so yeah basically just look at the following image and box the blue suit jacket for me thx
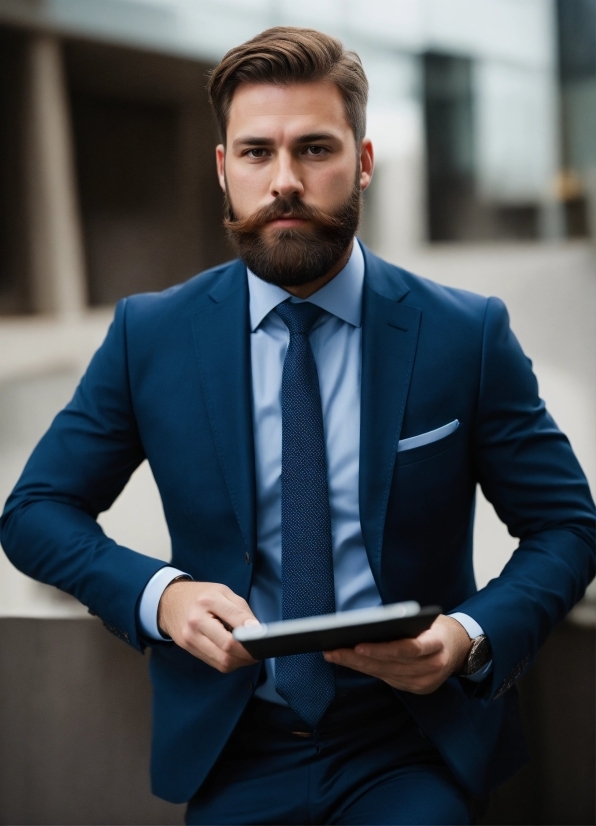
[2,245,594,802]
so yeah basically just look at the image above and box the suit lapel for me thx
[192,261,256,555]
[359,249,421,597]
[189,249,420,590]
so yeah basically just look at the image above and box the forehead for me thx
[226,80,351,139]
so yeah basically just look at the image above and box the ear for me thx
[216,144,226,193]
[359,138,374,191]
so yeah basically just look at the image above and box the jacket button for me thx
[248,681,254,691]
[245,552,251,564]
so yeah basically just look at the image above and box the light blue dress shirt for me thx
[138,240,491,698]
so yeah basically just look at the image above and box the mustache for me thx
[223,183,362,288]
[223,195,345,235]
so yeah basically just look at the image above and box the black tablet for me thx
[233,602,441,660]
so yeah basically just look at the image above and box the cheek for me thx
[226,166,269,211]
[306,163,355,203]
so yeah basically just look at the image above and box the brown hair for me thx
[207,27,368,145]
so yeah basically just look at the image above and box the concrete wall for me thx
[0,614,593,825]
[0,618,185,825]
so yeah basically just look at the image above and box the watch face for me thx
[467,635,491,675]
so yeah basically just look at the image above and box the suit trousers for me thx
[186,676,473,825]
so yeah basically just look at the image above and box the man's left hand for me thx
[323,615,472,694]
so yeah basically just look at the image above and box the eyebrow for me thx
[232,132,339,150]
[295,132,338,144]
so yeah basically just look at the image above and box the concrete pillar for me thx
[23,34,87,316]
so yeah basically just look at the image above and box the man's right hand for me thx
[157,581,259,672]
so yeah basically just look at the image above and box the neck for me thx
[282,240,354,299]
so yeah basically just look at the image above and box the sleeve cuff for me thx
[138,567,192,641]
[448,612,485,639]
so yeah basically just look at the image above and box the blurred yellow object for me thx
[554,168,585,201]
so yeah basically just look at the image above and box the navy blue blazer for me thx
[2,245,594,802]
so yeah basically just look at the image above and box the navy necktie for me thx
[274,300,336,728]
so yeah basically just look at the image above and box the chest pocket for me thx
[396,419,460,467]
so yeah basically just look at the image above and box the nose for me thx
[270,151,304,200]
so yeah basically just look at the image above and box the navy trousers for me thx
[186,677,473,825]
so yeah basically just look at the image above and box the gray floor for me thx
[0,616,593,826]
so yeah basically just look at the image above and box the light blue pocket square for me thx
[397,419,460,453]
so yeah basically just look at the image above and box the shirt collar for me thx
[247,238,364,332]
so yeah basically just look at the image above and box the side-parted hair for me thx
[207,27,368,145]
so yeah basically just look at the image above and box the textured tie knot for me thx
[275,300,323,336]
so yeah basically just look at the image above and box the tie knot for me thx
[275,300,323,336]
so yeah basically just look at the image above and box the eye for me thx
[245,148,270,159]
[305,145,328,156]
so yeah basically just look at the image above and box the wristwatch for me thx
[459,634,492,677]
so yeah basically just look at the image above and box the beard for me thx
[223,179,362,288]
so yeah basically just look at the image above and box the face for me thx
[216,80,374,288]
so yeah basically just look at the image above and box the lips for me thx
[268,217,308,228]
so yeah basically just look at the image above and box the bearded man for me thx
[2,27,594,826]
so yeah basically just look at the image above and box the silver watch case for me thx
[460,634,491,676]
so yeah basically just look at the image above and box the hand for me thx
[157,580,259,673]
[323,615,472,694]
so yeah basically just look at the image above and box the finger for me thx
[205,591,258,630]
[325,648,444,680]
[324,646,446,693]
[354,634,442,661]
[325,649,422,682]
[185,631,254,672]
[199,613,257,662]
[324,648,382,678]
[413,629,445,657]
[353,639,421,660]
[324,647,405,677]
[217,585,257,617]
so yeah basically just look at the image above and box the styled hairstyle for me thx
[207,27,368,145]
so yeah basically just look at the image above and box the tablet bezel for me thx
[233,602,441,659]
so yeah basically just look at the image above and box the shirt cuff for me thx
[448,611,493,682]
[138,567,192,641]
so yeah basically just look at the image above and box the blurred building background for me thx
[0,1,594,824]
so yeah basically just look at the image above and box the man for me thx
[1,27,594,826]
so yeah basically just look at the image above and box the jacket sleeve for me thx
[0,299,167,651]
[454,297,595,700]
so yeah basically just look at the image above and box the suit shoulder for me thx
[365,247,492,323]
[402,268,491,319]
[120,259,242,325]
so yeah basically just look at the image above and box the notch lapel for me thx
[192,262,256,556]
[359,254,421,597]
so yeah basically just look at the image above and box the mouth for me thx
[267,217,308,229]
